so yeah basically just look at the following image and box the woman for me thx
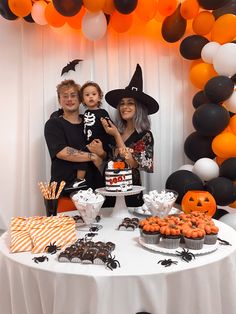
[101,64,159,207]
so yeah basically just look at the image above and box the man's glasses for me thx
[61,93,78,100]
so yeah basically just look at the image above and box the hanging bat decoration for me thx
[61,59,83,76]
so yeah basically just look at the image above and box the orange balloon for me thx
[45,2,66,28]
[103,0,115,15]
[66,6,85,29]
[110,12,133,33]
[215,155,227,166]
[189,62,217,90]
[83,0,106,12]
[8,0,32,17]
[157,0,178,17]
[229,115,236,135]
[211,14,236,44]
[180,0,199,20]
[135,0,157,22]
[229,200,236,208]
[192,11,215,35]
[212,132,236,159]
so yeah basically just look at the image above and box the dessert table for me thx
[1,209,236,314]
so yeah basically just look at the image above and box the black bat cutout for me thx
[61,59,83,76]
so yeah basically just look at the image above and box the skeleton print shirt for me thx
[83,108,113,153]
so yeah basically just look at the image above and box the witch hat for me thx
[105,64,159,115]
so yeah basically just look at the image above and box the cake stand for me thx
[95,186,145,218]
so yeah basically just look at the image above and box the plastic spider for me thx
[45,241,61,254]
[176,248,196,262]
[32,256,49,263]
[158,259,178,267]
[89,224,103,232]
[95,215,101,223]
[85,233,98,240]
[105,254,121,271]
[217,237,232,246]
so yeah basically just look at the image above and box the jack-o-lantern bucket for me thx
[181,190,216,217]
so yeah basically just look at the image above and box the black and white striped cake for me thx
[105,161,133,192]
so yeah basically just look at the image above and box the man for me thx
[44,79,105,195]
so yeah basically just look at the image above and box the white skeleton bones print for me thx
[84,111,96,141]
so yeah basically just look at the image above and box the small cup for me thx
[44,199,58,217]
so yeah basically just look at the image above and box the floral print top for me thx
[109,130,154,187]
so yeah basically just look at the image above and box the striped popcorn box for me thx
[10,230,33,253]
[31,227,69,254]
[10,217,28,231]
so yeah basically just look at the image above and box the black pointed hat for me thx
[105,64,159,115]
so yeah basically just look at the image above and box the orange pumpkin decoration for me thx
[113,161,125,169]
[181,190,216,217]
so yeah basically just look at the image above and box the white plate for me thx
[133,206,181,217]
[139,237,218,256]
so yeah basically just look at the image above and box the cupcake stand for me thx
[96,185,145,218]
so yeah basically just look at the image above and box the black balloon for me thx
[184,132,215,162]
[231,74,236,83]
[161,5,187,43]
[114,0,138,14]
[165,170,204,204]
[213,1,236,19]
[192,103,230,136]
[212,207,229,220]
[0,0,17,20]
[220,158,236,180]
[204,76,234,104]
[205,177,236,206]
[197,0,231,10]
[180,35,209,60]
[52,0,82,17]
[192,90,209,109]
[24,13,35,23]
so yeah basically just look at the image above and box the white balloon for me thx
[219,213,236,230]
[31,1,47,26]
[82,11,107,41]
[224,87,236,113]
[178,164,193,172]
[201,41,220,64]
[213,43,236,77]
[193,158,219,181]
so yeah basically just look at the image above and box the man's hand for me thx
[90,153,103,169]
[87,139,106,159]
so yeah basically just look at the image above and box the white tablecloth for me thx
[1,210,236,314]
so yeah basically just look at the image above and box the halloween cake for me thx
[105,159,133,192]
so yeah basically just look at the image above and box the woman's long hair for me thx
[116,100,151,133]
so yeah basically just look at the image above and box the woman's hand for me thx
[87,139,106,159]
[101,118,119,137]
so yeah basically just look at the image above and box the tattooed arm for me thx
[56,147,103,168]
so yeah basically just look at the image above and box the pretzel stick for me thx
[55,181,66,199]
[51,181,57,199]
[38,182,48,199]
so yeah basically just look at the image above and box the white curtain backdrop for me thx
[0,16,196,230]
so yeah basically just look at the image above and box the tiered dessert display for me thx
[97,155,145,217]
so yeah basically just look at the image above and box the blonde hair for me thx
[56,79,81,101]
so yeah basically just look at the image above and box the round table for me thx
[1,213,236,314]
[96,185,145,218]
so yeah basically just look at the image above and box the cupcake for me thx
[198,222,219,245]
[159,223,181,249]
[182,226,205,250]
[141,223,161,244]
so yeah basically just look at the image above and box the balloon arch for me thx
[1,0,236,210]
